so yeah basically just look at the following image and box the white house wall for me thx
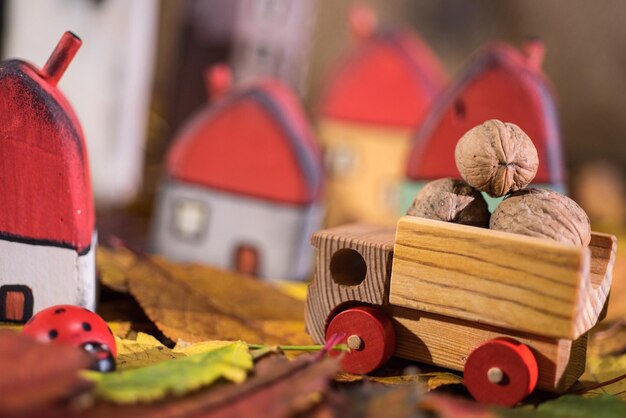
[0,232,97,315]
[151,181,323,281]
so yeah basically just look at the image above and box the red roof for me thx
[319,29,448,127]
[406,42,564,185]
[0,61,95,253]
[167,79,322,205]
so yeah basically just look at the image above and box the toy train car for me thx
[305,216,616,405]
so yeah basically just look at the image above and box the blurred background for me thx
[1,0,625,296]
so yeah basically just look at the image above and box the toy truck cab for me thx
[305,216,616,405]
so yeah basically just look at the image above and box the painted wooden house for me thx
[0,32,96,323]
[318,6,447,226]
[402,40,564,211]
[151,68,323,281]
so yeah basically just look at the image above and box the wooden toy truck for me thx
[305,216,616,405]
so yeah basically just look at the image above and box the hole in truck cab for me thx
[330,249,367,286]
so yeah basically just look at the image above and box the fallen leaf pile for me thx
[2,242,626,417]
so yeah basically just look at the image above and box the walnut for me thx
[490,188,591,246]
[455,119,539,197]
[407,178,490,227]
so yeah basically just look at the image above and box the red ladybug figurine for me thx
[22,305,117,372]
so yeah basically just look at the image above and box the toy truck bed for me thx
[390,216,615,340]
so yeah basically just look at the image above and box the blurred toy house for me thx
[403,40,565,211]
[318,5,447,226]
[151,70,323,281]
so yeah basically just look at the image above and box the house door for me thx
[0,285,34,322]
[234,245,260,276]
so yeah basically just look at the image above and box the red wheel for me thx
[325,306,395,374]
[464,337,538,406]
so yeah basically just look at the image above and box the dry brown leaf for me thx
[105,248,311,345]
[0,330,92,415]
[315,380,428,418]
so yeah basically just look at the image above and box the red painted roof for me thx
[319,29,448,127]
[0,60,95,253]
[167,79,323,205]
[406,42,564,186]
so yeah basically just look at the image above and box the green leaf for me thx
[496,395,626,418]
[83,341,252,404]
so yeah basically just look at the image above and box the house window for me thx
[233,244,260,276]
[170,198,209,242]
[0,285,34,323]
[324,143,356,178]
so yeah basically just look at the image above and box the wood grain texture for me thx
[579,233,617,327]
[305,223,395,343]
[320,120,411,226]
[389,216,613,339]
[388,305,587,392]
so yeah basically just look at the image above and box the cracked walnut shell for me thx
[455,120,539,197]
[407,178,490,227]
[490,188,591,246]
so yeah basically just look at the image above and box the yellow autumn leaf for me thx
[579,353,626,399]
[270,280,309,301]
[107,321,132,339]
[84,341,253,404]
[0,323,22,332]
[97,246,136,293]
[173,339,234,355]
[115,333,183,370]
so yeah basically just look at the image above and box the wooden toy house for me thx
[151,69,323,281]
[318,6,447,226]
[231,0,316,95]
[0,32,96,323]
[402,40,565,211]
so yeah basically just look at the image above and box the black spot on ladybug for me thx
[82,322,92,331]
[54,308,66,314]
[49,329,58,339]
[107,326,113,335]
